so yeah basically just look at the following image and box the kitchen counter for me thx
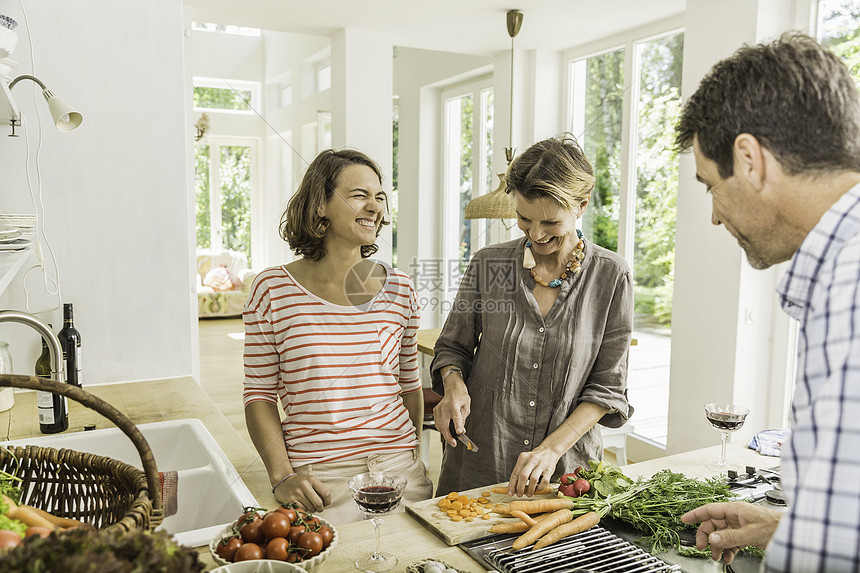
[0,378,774,571]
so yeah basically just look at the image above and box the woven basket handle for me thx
[0,374,162,512]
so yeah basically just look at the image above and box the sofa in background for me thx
[196,248,256,318]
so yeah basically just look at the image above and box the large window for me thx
[568,30,683,446]
[441,79,494,298]
[819,0,860,86]
[193,77,261,114]
[195,139,257,265]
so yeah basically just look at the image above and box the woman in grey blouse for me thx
[431,134,634,497]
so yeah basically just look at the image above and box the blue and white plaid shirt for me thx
[769,182,860,572]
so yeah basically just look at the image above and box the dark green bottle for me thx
[36,325,69,434]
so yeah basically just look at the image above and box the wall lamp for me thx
[0,72,83,137]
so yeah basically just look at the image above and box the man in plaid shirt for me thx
[676,33,860,571]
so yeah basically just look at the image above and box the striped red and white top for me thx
[243,263,422,466]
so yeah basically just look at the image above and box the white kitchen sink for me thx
[1,418,257,547]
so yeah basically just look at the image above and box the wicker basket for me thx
[0,374,163,533]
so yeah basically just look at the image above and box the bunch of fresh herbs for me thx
[567,469,763,557]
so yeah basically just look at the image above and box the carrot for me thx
[509,510,536,527]
[21,505,87,529]
[487,512,552,534]
[511,509,573,550]
[493,503,511,514]
[491,484,553,496]
[509,498,575,514]
[532,511,600,550]
[2,495,59,531]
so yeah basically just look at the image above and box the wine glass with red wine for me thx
[348,472,408,573]
[704,403,750,472]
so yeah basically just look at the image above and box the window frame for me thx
[439,76,494,305]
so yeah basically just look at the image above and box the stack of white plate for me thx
[0,215,36,252]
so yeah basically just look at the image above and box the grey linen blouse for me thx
[430,236,634,495]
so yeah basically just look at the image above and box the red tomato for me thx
[286,524,306,544]
[234,542,264,562]
[236,510,260,528]
[0,530,22,548]
[215,536,243,562]
[240,518,265,544]
[265,537,289,561]
[261,512,291,539]
[297,531,324,558]
[318,525,333,549]
[275,506,298,523]
[286,551,301,563]
[24,526,53,538]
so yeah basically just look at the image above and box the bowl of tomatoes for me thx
[210,506,337,573]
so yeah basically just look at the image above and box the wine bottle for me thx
[58,303,82,388]
[36,325,69,434]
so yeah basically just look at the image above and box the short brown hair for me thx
[676,32,860,179]
[280,149,390,261]
[506,133,595,210]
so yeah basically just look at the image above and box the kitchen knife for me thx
[456,432,479,452]
[449,420,479,452]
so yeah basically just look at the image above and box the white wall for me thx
[0,0,195,385]
[393,47,492,327]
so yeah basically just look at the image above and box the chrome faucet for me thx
[0,310,65,382]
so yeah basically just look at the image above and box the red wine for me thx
[707,412,745,431]
[58,303,82,388]
[354,485,402,514]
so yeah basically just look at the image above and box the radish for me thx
[573,478,591,496]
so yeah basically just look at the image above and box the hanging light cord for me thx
[509,34,514,155]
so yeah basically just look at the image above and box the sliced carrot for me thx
[532,511,600,550]
[511,509,573,550]
[509,498,575,514]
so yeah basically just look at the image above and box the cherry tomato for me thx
[287,524,306,544]
[318,525,333,548]
[24,526,53,538]
[0,530,22,548]
[234,542,264,562]
[261,512,291,539]
[286,550,301,563]
[265,536,289,561]
[275,506,298,523]
[215,536,243,562]
[240,518,265,544]
[297,531,324,557]
[236,510,260,528]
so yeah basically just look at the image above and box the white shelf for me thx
[0,246,33,297]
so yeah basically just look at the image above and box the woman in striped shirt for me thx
[243,149,432,525]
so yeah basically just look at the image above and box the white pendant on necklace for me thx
[523,243,536,268]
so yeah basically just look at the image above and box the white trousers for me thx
[295,449,433,526]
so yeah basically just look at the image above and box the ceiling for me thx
[183,0,686,57]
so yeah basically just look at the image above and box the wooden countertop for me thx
[0,378,773,572]
[417,328,442,357]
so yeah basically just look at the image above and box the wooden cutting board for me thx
[405,482,557,546]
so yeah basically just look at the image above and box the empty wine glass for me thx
[348,472,407,573]
[704,403,750,472]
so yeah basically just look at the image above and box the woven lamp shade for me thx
[464,173,517,220]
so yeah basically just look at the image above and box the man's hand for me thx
[681,501,781,564]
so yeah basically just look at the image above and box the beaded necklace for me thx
[524,229,585,288]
